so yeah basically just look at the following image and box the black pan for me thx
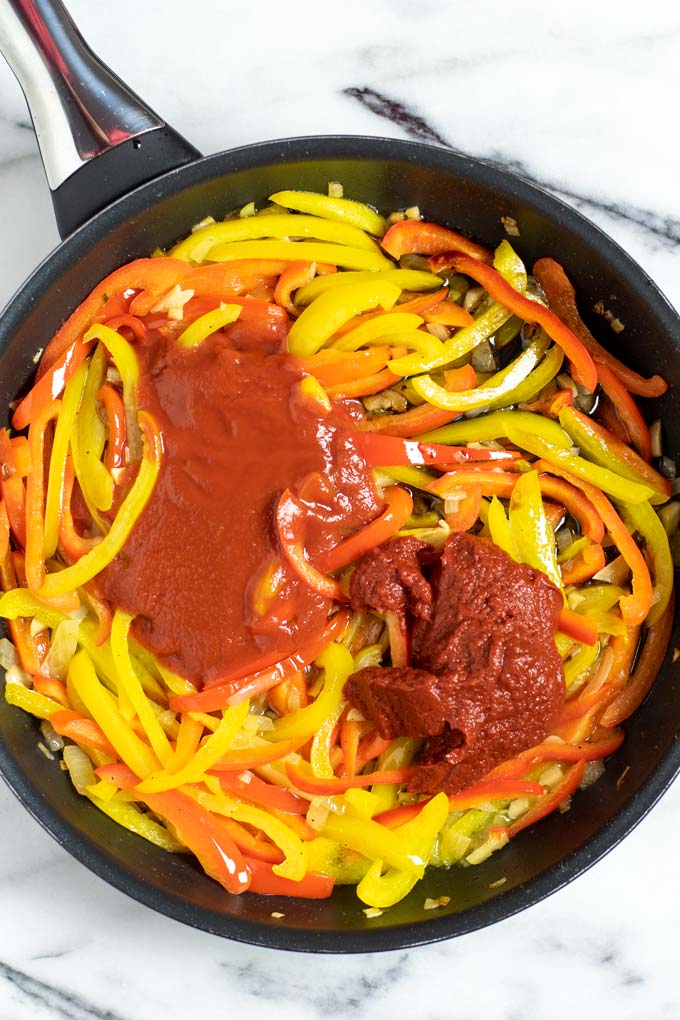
[0,0,679,954]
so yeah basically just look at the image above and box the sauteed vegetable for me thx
[0,186,674,910]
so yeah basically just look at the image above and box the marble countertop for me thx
[0,1,679,1016]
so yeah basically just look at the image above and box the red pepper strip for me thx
[521,384,573,418]
[276,489,346,602]
[424,302,475,328]
[558,608,598,646]
[38,259,190,377]
[245,857,334,899]
[356,364,477,438]
[561,543,606,586]
[170,611,350,713]
[382,220,493,264]
[316,486,413,574]
[325,367,399,399]
[212,735,310,772]
[354,732,393,772]
[285,760,418,796]
[213,817,284,864]
[50,709,117,755]
[597,392,632,445]
[445,483,482,532]
[533,258,668,398]
[95,292,132,321]
[353,432,520,468]
[33,675,70,708]
[0,502,9,568]
[537,475,604,542]
[296,347,393,387]
[429,251,598,391]
[374,778,546,829]
[101,313,148,343]
[536,460,654,626]
[97,384,127,471]
[95,763,251,893]
[13,341,91,432]
[561,407,669,500]
[25,400,60,594]
[492,732,625,779]
[600,594,674,727]
[129,261,290,317]
[391,287,449,316]
[596,364,651,461]
[212,769,309,814]
[274,260,315,316]
[429,471,515,498]
[0,430,27,548]
[501,761,586,838]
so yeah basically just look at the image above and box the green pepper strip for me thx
[509,470,563,591]
[488,496,519,561]
[412,333,551,412]
[502,423,655,505]
[39,411,162,599]
[619,500,673,626]
[269,190,389,237]
[419,409,571,449]
[288,279,401,356]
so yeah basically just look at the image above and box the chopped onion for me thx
[46,620,79,681]
[327,181,344,198]
[29,618,47,638]
[5,664,31,687]
[0,638,18,671]
[650,419,663,459]
[507,797,530,820]
[404,205,421,221]
[63,745,95,795]
[239,203,256,218]
[40,720,64,752]
[306,800,330,832]
[538,764,564,789]
[593,555,631,584]
[191,215,216,233]
[463,286,485,314]
[580,760,605,789]
[659,501,680,536]
[426,322,449,341]
[659,456,677,480]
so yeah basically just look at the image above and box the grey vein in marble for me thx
[0,960,128,1020]
[343,85,680,248]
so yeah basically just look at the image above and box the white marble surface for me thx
[0,0,679,1016]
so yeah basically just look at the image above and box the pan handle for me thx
[0,0,201,238]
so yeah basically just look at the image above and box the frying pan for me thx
[0,0,679,954]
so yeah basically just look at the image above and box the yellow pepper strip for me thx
[192,783,308,881]
[330,312,425,351]
[494,240,528,291]
[269,190,388,237]
[420,409,572,450]
[509,470,562,590]
[135,699,249,793]
[39,412,162,599]
[44,360,88,558]
[177,303,242,348]
[310,697,346,779]
[306,837,372,884]
[564,640,600,688]
[619,499,673,625]
[488,496,519,561]
[0,588,66,629]
[502,423,655,505]
[379,466,438,492]
[296,269,440,307]
[207,240,393,273]
[72,345,112,519]
[86,779,119,802]
[344,788,382,819]
[270,642,354,742]
[4,683,64,719]
[356,793,449,908]
[383,331,447,372]
[87,793,184,851]
[412,333,550,411]
[288,280,401,356]
[129,640,189,698]
[171,213,382,262]
[557,536,590,565]
[595,612,627,636]
[568,584,626,616]
[110,610,173,766]
[67,649,160,779]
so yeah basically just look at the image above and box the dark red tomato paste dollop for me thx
[346,533,565,794]
[100,323,379,684]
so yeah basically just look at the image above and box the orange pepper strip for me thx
[13,342,92,431]
[596,364,651,461]
[286,760,418,795]
[356,364,477,437]
[391,287,449,316]
[354,731,393,773]
[560,543,606,586]
[33,675,70,707]
[50,709,117,755]
[212,770,308,815]
[339,713,362,778]
[212,734,310,771]
[500,761,586,838]
[521,385,574,418]
[275,489,346,601]
[38,259,189,377]
[97,384,127,472]
[354,433,520,469]
[382,220,493,264]
[317,486,413,574]
[534,257,668,398]
[10,437,32,477]
[25,400,61,594]
[374,778,545,829]
[445,483,482,532]
[101,313,148,343]
[600,594,674,727]
[129,260,290,317]
[216,819,284,865]
[166,714,204,774]
[268,670,309,716]
[429,251,599,391]
[325,366,400,399]
[490,731,625,780]
[274,260,316,315]
[245,857,334,899]
[96,764,251,893]
[537,475,604,542]
[80,583,113,646]
[429,470,515,498]
[95,292,131,321]
[0,501,9,567]
[0,430,27,548]
[295,347,393,386]
[558,608,598,646]
[536,460,654,626]
[0,552,41,674]
[58,456,100,563]
[423,302,474,327]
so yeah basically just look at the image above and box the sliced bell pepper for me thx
[596,363,651,460]
[296,269,440,308]
[246,857,334,898]
[44,361,88,556]
[287,279,401,356]
[445,483,482,532]
[296,347,393,386]
[501,760,586,837]
[212,769,307,815]
[12,340,93,431]
[212,734,310,771]
[331,312,425,353]
[270,189,388,237]
[324,367,399,399]
[207,240,393,273]
[508,470,562,590]
[285,760,417,796]
[561,543,606,586]
[429,251,598,391]
[317,486,412,574]
[97,383,127,472]
[274,260,316,315]
[423,300,475,328]
[4,683,65,719]
[487,496,519,560]
[374,778,545,829]
[25,400,61,595]
[32,675,70,707]
[356,364,478,437]
[86,793,183,852]
[176,303,242,348]
[100,312,148,343]
[50,709,116,756]
[533,258,668,398]
[558,607,598,646]
[419,408,571,449]
[0,430,27,548]
[381,220,492,263]
[271,641,354,743]
[619,499,673,626]
[353,432,519,469]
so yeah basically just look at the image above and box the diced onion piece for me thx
[46,620,80,681]
[0,638,18,671]
[63,745,96,795]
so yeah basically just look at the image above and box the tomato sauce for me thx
[99,323,379,684]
